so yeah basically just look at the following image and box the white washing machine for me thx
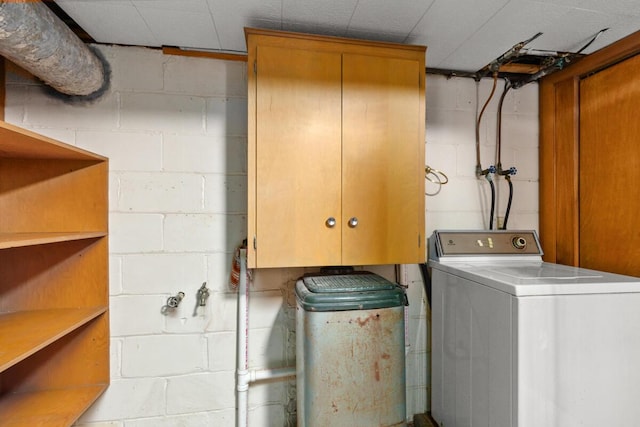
[428,230,640,427]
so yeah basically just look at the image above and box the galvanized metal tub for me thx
[295,272,407,427]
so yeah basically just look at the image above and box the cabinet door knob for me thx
[325,217,337,228]
[348,217,358,228]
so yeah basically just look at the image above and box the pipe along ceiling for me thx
[0,1,109,99]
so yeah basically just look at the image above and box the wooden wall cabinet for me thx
[0,122,109,425]
[246,28,426,268]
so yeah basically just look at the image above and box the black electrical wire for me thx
[575,28,609,55]
[502,175,514,230]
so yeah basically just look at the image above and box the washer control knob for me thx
[512,236,527,250]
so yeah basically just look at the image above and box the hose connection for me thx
[476,164,496,179]
[496,164,517,177]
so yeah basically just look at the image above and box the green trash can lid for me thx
[303,273,396,293]
[296,272,406,312]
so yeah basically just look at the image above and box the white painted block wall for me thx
[425,74,539,233]
[4,44,538,426]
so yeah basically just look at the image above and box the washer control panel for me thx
[433,230,543,257]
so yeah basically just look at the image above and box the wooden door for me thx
[254,45,342,267]
[579,54,640,275]
[342,53,424,265]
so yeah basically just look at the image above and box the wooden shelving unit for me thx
[0,121,109,426]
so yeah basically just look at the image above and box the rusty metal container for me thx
[295,272,407,427]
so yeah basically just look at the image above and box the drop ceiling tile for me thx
[534,0,640,16]
[407,0,510,69]
[438,0,571,71]
[132,0,211,13]
[135,4,220,49]
[56,0,640,71]
[346,0,435,40]
[56,0,158,47]
[525,8,631,54]
[576,15,640,54]
[206,0,282,51]
[284,22,351,38]
[281,0,357,36]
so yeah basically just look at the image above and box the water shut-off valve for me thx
[161,291,185,315]
[476,164,496,179]
[497,164,517,177]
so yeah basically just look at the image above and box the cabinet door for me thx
[579,54,640,275]
[254,45,342,267]
[342,53,424,265]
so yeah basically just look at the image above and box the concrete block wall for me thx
[4,44,538,426]
[425,75,539,233]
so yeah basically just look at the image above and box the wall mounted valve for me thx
[496,164,517,177]
[161,291,185,315]
[476,164,496,178]
[193,282,210,316]
[504,166,517,176]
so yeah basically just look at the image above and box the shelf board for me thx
[0,308,107,372]
[0,121,107,161]
[0,232,107,250]
[0,385,107,426]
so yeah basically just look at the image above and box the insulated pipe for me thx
[0,1,106,96]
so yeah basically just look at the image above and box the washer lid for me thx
[429,260,640,296]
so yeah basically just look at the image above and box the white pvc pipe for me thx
[236,249,297,427]
[236,249,249,427]
[398,264,411,355]
[250,367,296,383]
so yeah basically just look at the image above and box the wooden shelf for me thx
[0,121,109,424]
[0,385,107,426]
[0,308,107,372]
[0,122,106,161]
[0,232,107,250]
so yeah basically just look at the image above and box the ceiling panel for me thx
[282,0,357,28]
[438,1,575,71]
[53,0,640,73]
[585,15,640,52]
[534,0,640,16]
[406,0,510,68]
[134,2,220,49]
[281,0,357,37]
[132,0,211,13]
[526,9,629,54]
[345,0,434,42]
[206,0,282,51]
[56,0,158,47]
